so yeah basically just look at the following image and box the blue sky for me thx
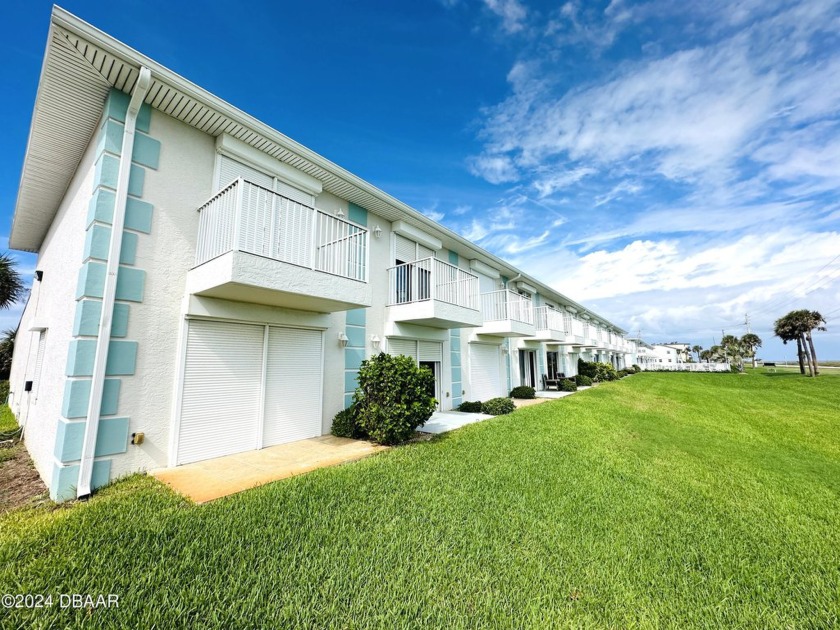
[2,0,839,360]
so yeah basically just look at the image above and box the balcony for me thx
[530,306,565,341]
[386,257,481,329]
[474,290,535,337]
[186,178,371,312]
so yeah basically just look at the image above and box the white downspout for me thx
[77,67,152,499]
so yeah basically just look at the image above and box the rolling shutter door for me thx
[395,235,416,263]
[263,327,323,447]
[470,344,502,401]
[388,338,418,362]
[178,320,264,465]
[218,155,274,189]
[419,341,443,362]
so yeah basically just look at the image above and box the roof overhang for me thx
[11,6,627,334]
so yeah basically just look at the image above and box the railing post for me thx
[310,206,318,270]
[232,177,244,252]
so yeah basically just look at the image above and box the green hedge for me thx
[481,397,516,416]
[457,401,483,413]
[509,386,535,399]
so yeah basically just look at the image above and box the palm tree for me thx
[0,253,25,310]
[699,349,712,363]
[740,333,762,369]
[692,345,702,362]
[774,312,807,375]
[774,310,825,376]
[720,334,743,368]
[0,327,16,380]
[803,311,826,376]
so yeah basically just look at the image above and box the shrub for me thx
[458,400,483,413]
[330,407,366,439]
[509,385,535,399]
[481,397,516,415]
[632,364,641,373]
[353,353,437,445]
[595,362,619,382]
[0,381,8,404]
[575,374,593,386]
[578,359,598,379]
[559,378,578,392]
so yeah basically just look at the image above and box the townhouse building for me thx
[8,8,635,501]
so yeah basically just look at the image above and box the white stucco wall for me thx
[7,129,101,485]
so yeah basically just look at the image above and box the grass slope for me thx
[1,371,838,628]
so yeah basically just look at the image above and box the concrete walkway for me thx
[152,436,388,503]
[418,410,495,434]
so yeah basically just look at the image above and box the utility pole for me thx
[745,313,751,334]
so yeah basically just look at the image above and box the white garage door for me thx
[470,343,503,401]
[178,320,323,465]
[178,320,264,465]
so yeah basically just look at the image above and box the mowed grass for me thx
[1,371,838,628]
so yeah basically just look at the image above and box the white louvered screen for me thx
[275,199,314,267]
[470,344,503,401]
[419,341,443,363]
[418,244,435,260]
[218,155,273,189]
[388,338,418,363]
[395,235,416,263]
[263,327,323,447]
[178,320,264,465]
[477,273,497,294]
[275,179,314,207]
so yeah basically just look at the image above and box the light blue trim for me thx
[116,267,145,302]
[344,370,360,393]
[347,202,368,227]
[83,226,138,265]
[74,300,129,338]
[128,165,145,197]
[87,188,116,226]
[54,417,130,463]
[345,326,365,347]
[77,262,106,299]
[346,308,366,327]
[451,367,462,383]
[66,339,137,376]
[50,459,111,502]
[344,347,365,370]
[98,119,124,156]
[62,379,121,419]
[94,154,120,190]
[104,89,151,133]
[125,198,154,233]
[448,250,459,265]
[344,393,354,408]
[450,327,462,408]
[132,133,161,170]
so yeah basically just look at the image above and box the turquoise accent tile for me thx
[451,351,461,368]
[345,326,365,348]
[85,225,136,264]
[77,262,106,299]
[104,89,152,133]
[98,119,124,156]
[50,459,111,502]
[62,378,121,419]
[132,133,160,169]
[106,341,138,376]
[348,202,368,227]
[452,397,462,408]
[448,250,459,265]
[137,104,152,134]
[66,340,96,377]
[125,198,153,233]
[73,300,129,338]
[344,370,359,393]
[345,308,366,327]
[88,188,116,226]
[452,367,462,383]
[344,347,365,370]
[54,417,130,462]
[344,393,354,409]
[128,164,145,197]
[94,154,120,190]
[116,267,145,302]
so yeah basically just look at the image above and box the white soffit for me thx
[469,259,500,279]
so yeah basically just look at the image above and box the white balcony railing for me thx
[387,257,478,310]
[534,306,565,332]
[195,178,368,282]
[480,290,533,324]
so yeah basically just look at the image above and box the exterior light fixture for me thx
[370,334,381,349]
[338,332,349,347]
[373,225,383,239]
[336,208,345,219]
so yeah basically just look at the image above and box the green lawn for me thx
[1,371,838,628]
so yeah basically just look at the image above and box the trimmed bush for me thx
[559,378,578,392]
[632,364,641,373]
[575,374,593,386]
[353,352,437,445]
[0,381,8,405]
[481,397,516,416]
[457,400,483,413]
[578,359,598,379]
[509,385,535,399]
[330,407,366,439]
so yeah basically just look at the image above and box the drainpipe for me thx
[77,67,152,499]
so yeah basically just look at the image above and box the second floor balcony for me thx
[474,290,535,337]
[530,306,566,341]
[386,257,482,329]
[186,178,372,312]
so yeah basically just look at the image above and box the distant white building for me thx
[651,343,691,364]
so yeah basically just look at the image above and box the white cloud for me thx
[483,0,527,33]
[466,154,519,184]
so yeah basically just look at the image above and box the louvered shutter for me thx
[388,338,418,363]
[178,320,264,465]
[469,344,502,401]
[263,327,323,447]
[417,244,435,260]
[395,235,416,263]
[218,155,273,189]
[275,179,314,207]
[418,341,443,362]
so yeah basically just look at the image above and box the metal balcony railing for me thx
[195,178,368,282]
[480,290,533,324]
[534,306,566,332]
[387,257,479,309]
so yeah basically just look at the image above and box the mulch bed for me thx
[0,441,49,513]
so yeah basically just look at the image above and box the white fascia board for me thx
[215,134,322,195]
[469,259,500,279]
[516,281,537,294]
[391,221,442,251]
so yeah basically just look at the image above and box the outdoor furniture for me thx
[541,374,566,390]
